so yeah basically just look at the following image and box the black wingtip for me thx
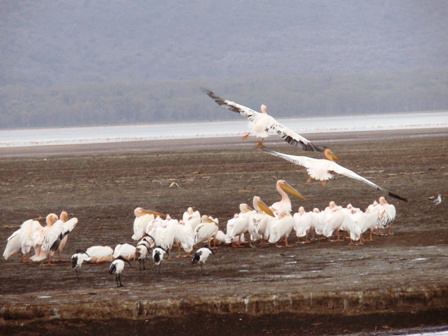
[388,191,408,202]
[201,88,227,106]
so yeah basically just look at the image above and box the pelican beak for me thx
[325,149,339,161]
[256,198,275,217]
[280,181,305,201]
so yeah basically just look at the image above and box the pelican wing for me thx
[42,221,65,252]
[267,121,321,151]
[203,88,259,122]
[265,149,407,201]
[264,149,327,180]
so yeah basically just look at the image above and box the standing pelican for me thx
[271,180,305,216]
[203,89,321,151]
[264,149,407,202]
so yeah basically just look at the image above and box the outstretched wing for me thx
[328,161,407,201]
[263,149,319,171]
[268,121,321,151]
[202,88,259,122]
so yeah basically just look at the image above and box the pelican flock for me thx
[2,89,409,288]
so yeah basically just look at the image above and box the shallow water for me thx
[0,111,447,147]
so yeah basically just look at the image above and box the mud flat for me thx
[0,129,447,335]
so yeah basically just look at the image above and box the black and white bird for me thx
[152,246,168,274]
[203,88,321,151]
[136,235,155,270]
[264,148,408,202]
[429,193,443,206]
[192,247,214,274]
[109,257,126,287]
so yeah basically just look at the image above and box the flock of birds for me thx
[5,88,442,288]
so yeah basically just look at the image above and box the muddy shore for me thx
[0,129,447,335]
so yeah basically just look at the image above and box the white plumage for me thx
[113,243,137,261]
[264,149,407,202]
[293,207,313,238]
[109,258,125,287]
[192,247,214,273]
[203,89,320,151]
[194,216,219,246]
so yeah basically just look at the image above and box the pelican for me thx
[30,213,59,262]
[293,206,313,241]
[3,218,43,261]
[182,207,201,223]
[310,208,325,237]
[109,257,125,287]
[203,89,321,151]
[194,216,219,247]
[377,196,396,235]
[321,201,345,240]
[264,149,407,202]
[71,245,114,279]
[113,243,137,262]
[226,204,254,247]
[271,180,305,216]
[192,247,214,274]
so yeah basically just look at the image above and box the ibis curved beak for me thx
[280,181,305,201]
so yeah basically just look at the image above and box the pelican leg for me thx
[388,224,394,236]
[320,181,327,187]
[369,229,373,241]
[284,236,289,247]
[242,132,250,141]
[256,139,265,149]
[306,177,313,184]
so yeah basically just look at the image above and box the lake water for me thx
[0,111,446,147]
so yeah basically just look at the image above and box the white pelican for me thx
[310,208,325,237]
[182,207,201,223]
[271,180,305,216]
[113,243,137,262]
[267,212,294,247]
[264,149,407,202]
[152,246,168,273]
[147,216,177,251]
[30,213,59,262]
[203,89,321,151]
[377,196,396,235]
[293,206,313,240]
[252,196,276,241]
[226,204,253,247]
[132,207,165,241]
[3,218,43,261]
[321,201,345,240]
[71,245,114,279]
[173,221,195,253]
[192,247,214,274]
[109,257,125,287]
[194,215,219,247]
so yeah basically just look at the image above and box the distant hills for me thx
[1,1,447,128]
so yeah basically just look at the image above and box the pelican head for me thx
[46,213,58,226]
[60,210,69,222]
[253,196,275,217]
[187,207,194,214]
[260,104,268,114]
[298,206,305,214]
[329,201,336,208]
[239,203,252,213]
[379,196,387,205]
[324,148,338,161]
[277,180,305,201]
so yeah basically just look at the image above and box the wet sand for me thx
[0,129,447,335]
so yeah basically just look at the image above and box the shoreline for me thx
[0,127,446,158]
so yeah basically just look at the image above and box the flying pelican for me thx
[271,180,305,216]
[264,149,407,202]
[203,88,321,151]
[109,257,125,287]
[192,247,214,274]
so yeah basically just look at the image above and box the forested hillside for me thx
[1,1,447,128]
